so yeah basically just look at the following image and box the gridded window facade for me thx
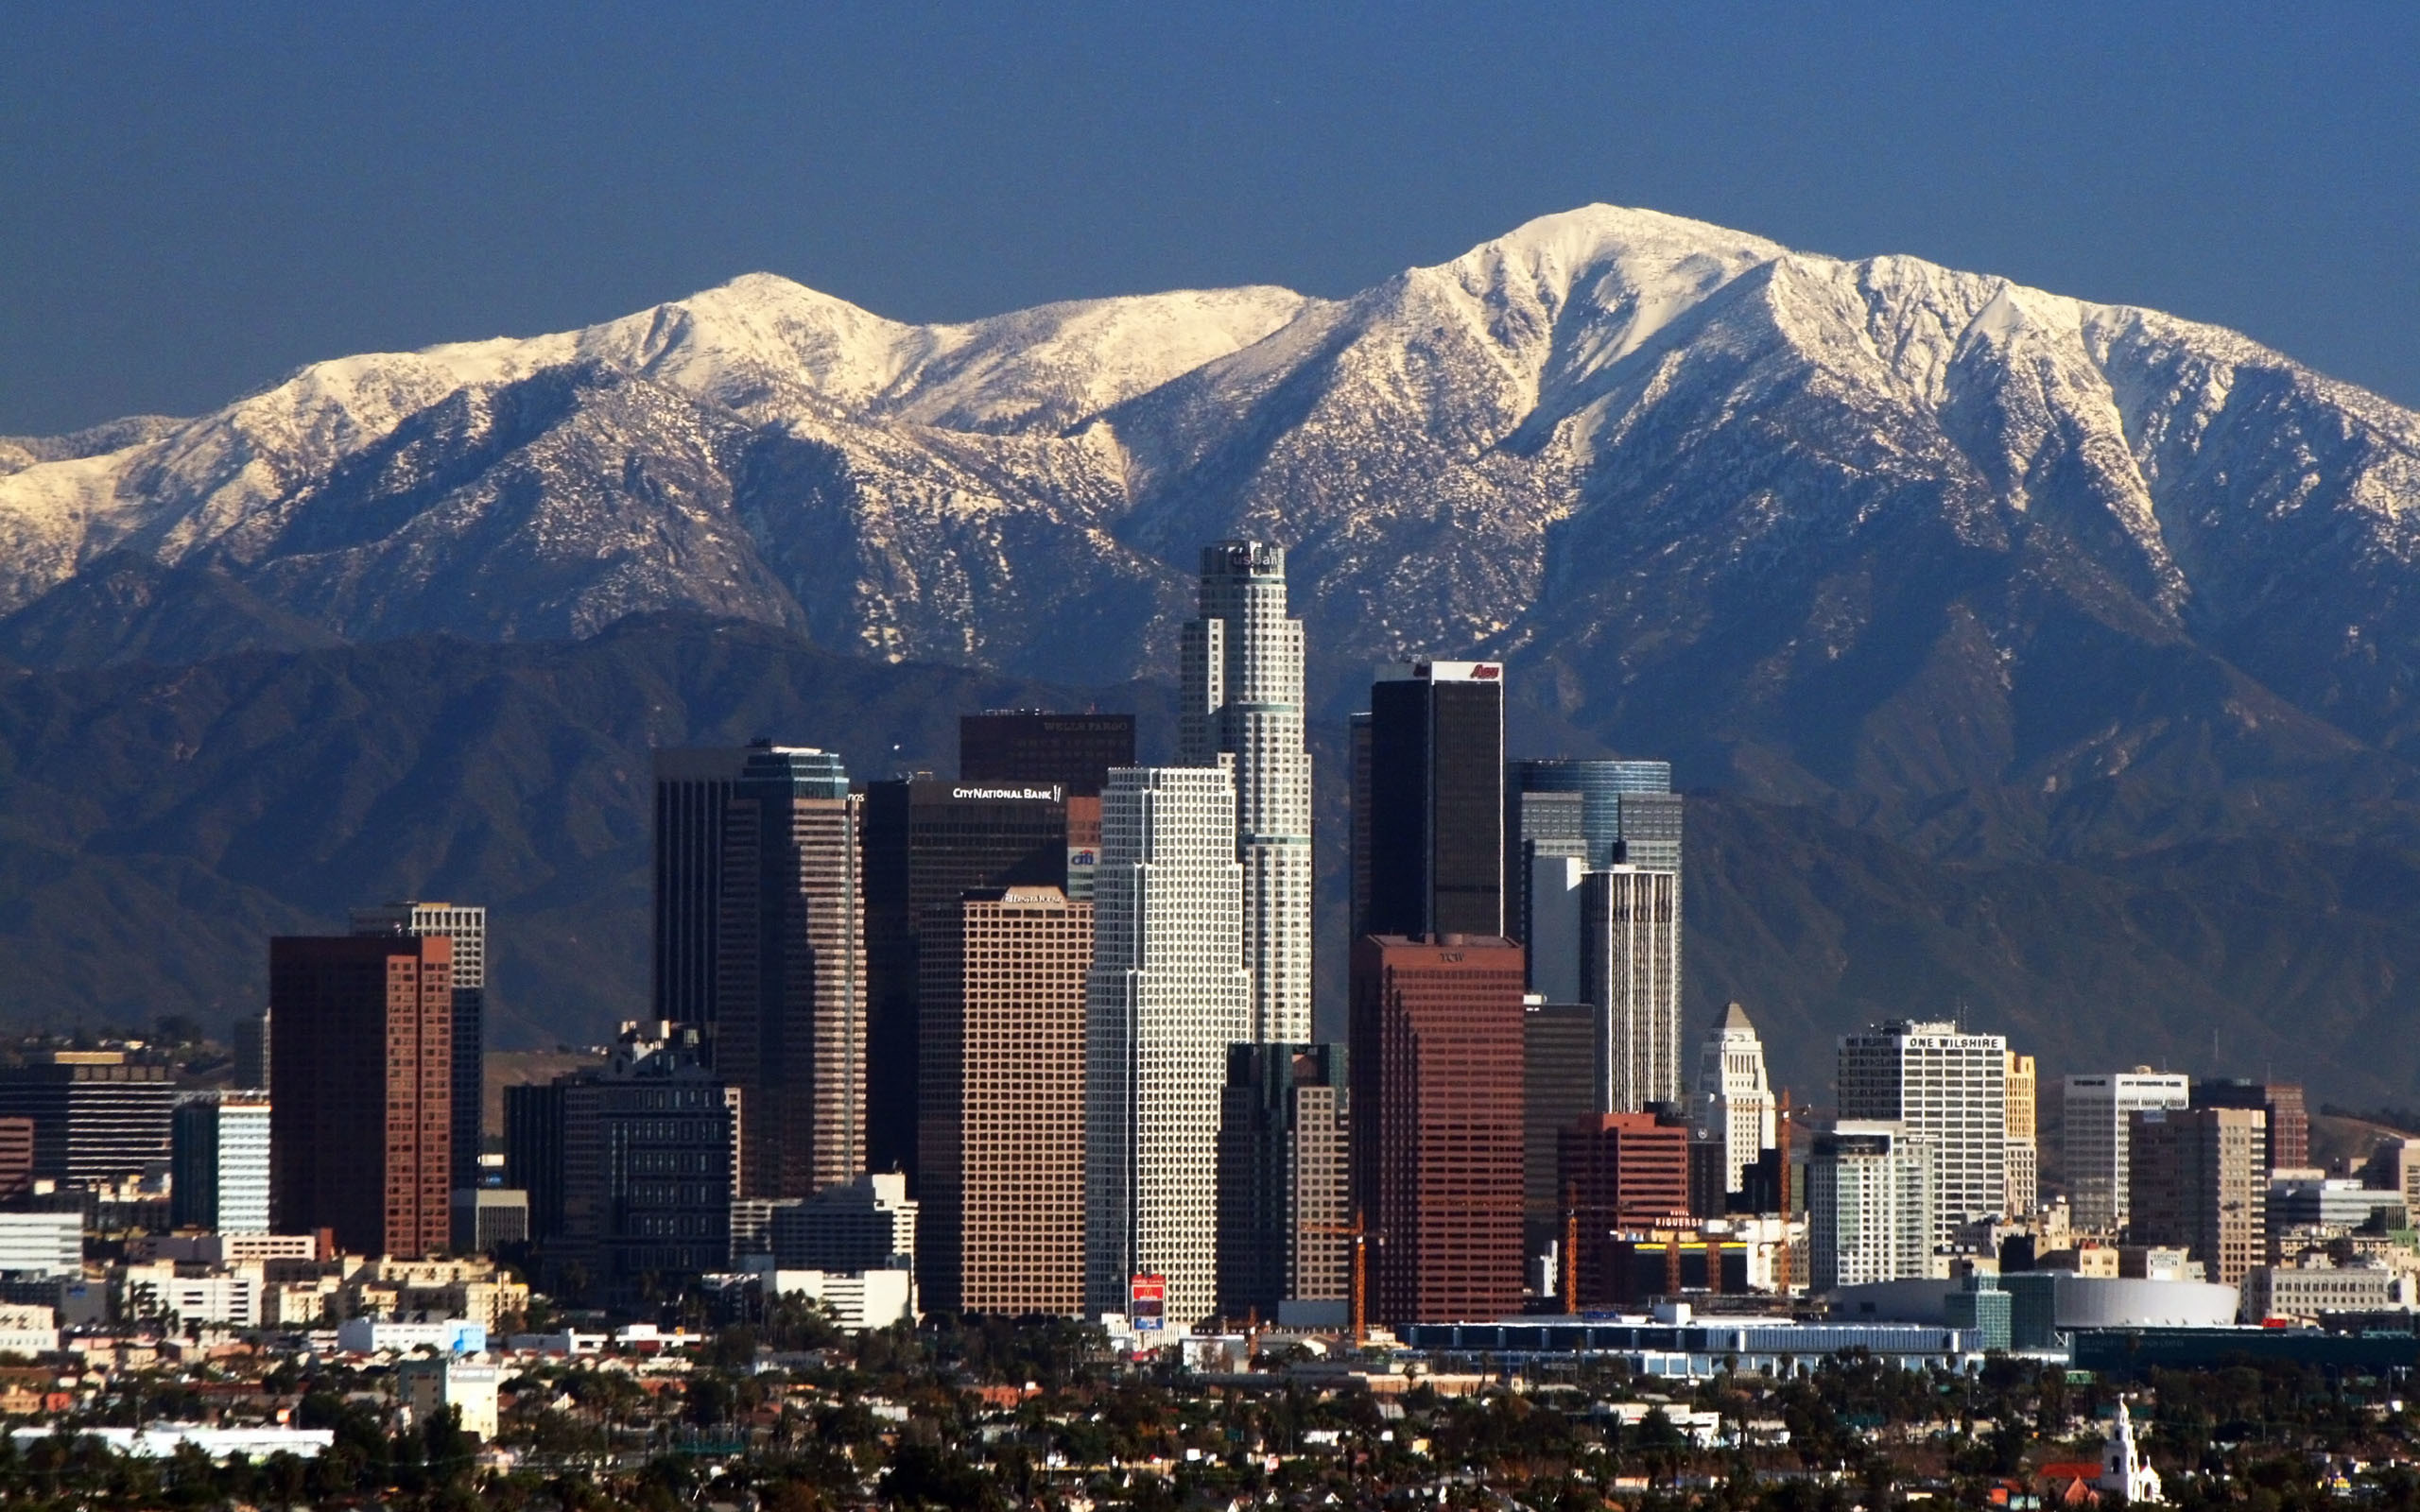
[1350,936,1526,1328]
[2062,1072,2189,1233]
[1808,1122,1934,1290]
[922,887,1091,1316]
[1582,868,1683,1112]
[1837,1021,2007,1244]
[269,936,454,1257]
[1084,767,1250,1327]
[1179,541,1312,1045]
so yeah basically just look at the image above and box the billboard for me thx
[1129,1274,1167,1332]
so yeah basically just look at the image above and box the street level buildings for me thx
[1083,765,1250,1328]
[2063,1072,2191,1234]
[268,934,454,1257]
[1351,934,1526,1328]
[352,901,487,1189]
[1837,1020,2008,1243]
[919,885,1091,1317]
[1179,541,1313,1044]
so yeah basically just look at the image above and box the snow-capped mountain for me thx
[9,205,2420,856]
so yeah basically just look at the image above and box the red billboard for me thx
[1129,1273,1166,1332]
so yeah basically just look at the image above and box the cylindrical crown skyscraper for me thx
[1179,541,1313,1044]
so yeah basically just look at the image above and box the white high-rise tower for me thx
[1179,541,1312,1044]
[1691,1002,1776,1193]
[1084,765,1252,1328]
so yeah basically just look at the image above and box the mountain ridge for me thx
[6,206,2420,1092]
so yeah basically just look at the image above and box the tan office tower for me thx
[2003,1052,2038,1215]
[1179,541,1312,1044]
[2128,1105,2267,1286]
[716,746,866,1198]
[268,935,454,1257]
[920,885,1092,1317]
[1582,867,1683,1112]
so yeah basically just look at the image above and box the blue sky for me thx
[4,3,2415,433]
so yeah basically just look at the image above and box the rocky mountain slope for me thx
[8,205,2420,1090]
[7,206,2419,862]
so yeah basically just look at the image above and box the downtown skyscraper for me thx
[1180,541,1312,1043]
[1083,765,1250,1328]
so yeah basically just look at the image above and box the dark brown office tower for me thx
[268,935,453,1257]
[2129,1105,2267,1286]
[2194,1079,2308,1171]
[959,711,1135,797]
[1523,1000,1598,1261]
[1366,663,1505,938]
[1560,1111,1694,1305]
[717,746,865,1198]
[919,886,1091,1316]
[1218,1042,1350,1322]
[1351,934,1525,1327]
[1559,1113,1693,1223]
[863,778,1072,1185]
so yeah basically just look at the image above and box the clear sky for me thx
[4,3,2415,435]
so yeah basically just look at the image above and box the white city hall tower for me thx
[1179,540,1313,1044]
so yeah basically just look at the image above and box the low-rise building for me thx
[751,1265,916,1332]
[398,1356,502,1439]
[2240,1260,2409,1322]
[0,1304,59,1356]
[335,1316,487,1355]
[120,1263,260,1329]
[0,1211,82,1278]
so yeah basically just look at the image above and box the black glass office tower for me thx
[958,711,1135,797]
[1362,662,1506,939]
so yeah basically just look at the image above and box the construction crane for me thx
[1302,1208,1374,1348]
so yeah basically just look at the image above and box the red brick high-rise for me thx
[269,935,453,1257]
[1350,934,1525,1328]
[1559,1111,1695,1305]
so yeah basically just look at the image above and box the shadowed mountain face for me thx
[3,617,2418,1102]
[7,206,2420,1091]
